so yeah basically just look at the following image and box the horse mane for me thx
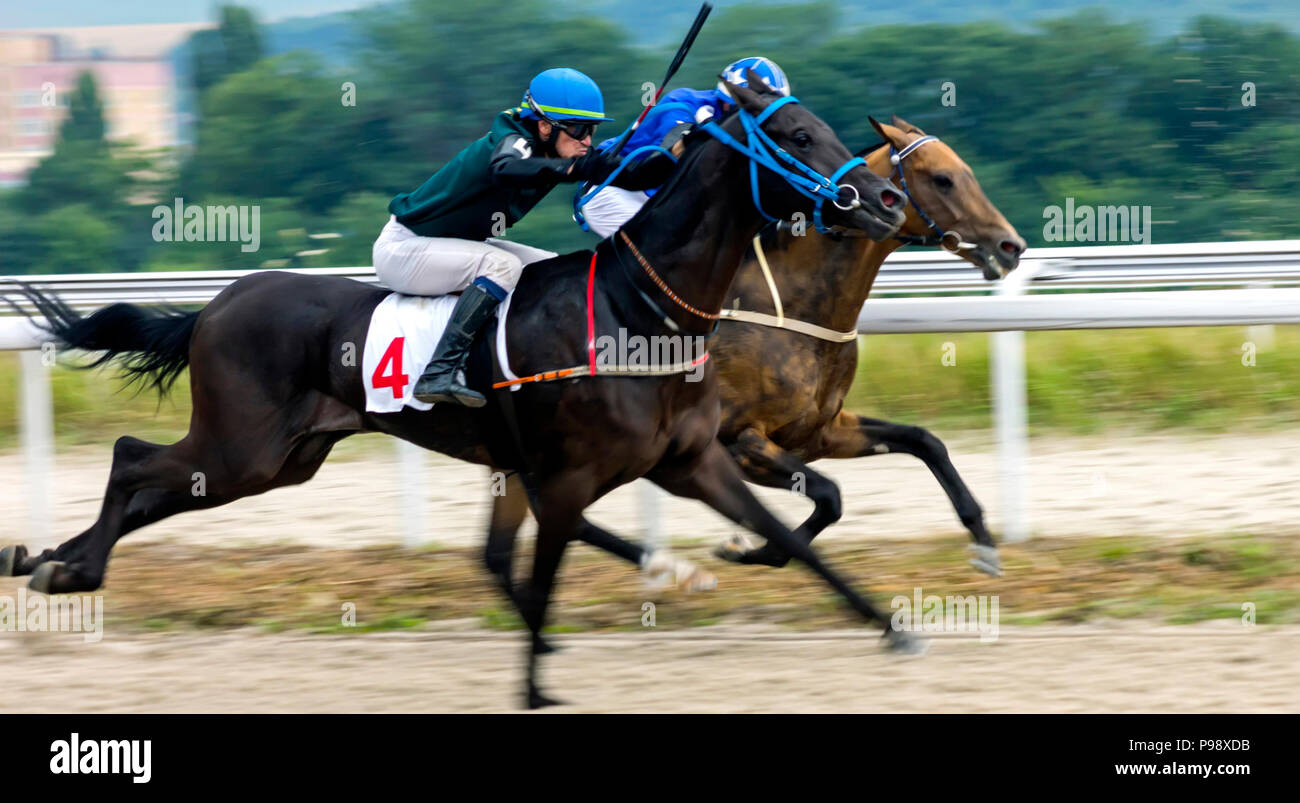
[854,141,890,158]
[629,123,720,222]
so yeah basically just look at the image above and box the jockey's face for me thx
[538,120,592,159]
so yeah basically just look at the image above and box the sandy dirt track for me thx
[3,429,1299,552]
[2,432,1297,714]
[2,622,1294,713]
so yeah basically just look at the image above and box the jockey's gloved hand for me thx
[607,151,677,191]
[568,148,625,183]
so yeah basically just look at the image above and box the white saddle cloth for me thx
[362,290,522,413]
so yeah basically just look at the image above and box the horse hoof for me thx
[711,534,756,563]
[884,629,929,657]
[29,561,65,594]
[526,689,565,710]
[643,551,718,592]
[683,566,717,593]
[0,545,26,577]
[968,544,1003,577]
[534,636,560,656]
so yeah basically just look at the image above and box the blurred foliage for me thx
[191,5,265,95]
[2,2,1300,273]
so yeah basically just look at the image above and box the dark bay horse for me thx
[1,77,914,708]
[486,114,1025,585]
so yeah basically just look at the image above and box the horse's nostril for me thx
[1000,239,1021,255]
[880,190,901,208]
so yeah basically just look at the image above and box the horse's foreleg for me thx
[482,472,561,656]
[821,411,1000,575]
[715,427,842,567]
[516,474,593,709]
[484,472,710,595]
[650,439,921,652]
[580,519,716,591]
[485,472,528,597]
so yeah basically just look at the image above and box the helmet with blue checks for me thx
[715,56,791,102]
[521,68,615,125]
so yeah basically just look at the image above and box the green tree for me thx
[183,53,379,215]
[60,71,107,144]
[191,5,266,95]
[10,71,152,273]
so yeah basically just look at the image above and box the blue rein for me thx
[573,95,866,236]
[574,144,679,232]
[697,95,865,234]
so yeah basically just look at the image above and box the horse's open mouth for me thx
[980,251,1012,280]
[861,209,905,238]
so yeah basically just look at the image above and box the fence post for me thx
[1245,281,1275,351]
[397,438,427,548]
[639,480,664,554]
[18,349,55,551]
[989,259,1069,543]
[991,327,1028,543]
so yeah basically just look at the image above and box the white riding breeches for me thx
[372,216,556,296]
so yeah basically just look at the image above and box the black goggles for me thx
[524,92,597,141]
[555,121,596,140]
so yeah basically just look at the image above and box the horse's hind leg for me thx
[21,424,352,594]
[22,435,178,593]
[714,427,843,567]
[651,438,923,653]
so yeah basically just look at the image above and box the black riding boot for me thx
[413,283,501,407]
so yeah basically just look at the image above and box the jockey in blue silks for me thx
[578,56,791,238]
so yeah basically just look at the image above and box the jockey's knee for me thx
[478,251,524,293]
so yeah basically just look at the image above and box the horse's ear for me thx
[868,115,900,146]
[726,75,766,115]
[890,114,926,135]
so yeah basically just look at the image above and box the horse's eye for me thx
[933,174,954,191]
[793,131,812,149]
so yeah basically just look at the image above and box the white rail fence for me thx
[5,239,1300,550]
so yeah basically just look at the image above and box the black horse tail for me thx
[10,282,200,398]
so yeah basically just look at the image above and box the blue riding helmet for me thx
[715,56,791,102]
[521,67,615,124]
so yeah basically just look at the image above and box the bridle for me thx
[574,94,878,327]
[864,135,977,252]
[697,95,869,235]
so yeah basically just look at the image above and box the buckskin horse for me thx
[1,76,918,708]
[485,114,1025,588]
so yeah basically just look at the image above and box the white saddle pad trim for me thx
[495,287,521,391]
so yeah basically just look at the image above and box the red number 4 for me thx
[372,336,409,400]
